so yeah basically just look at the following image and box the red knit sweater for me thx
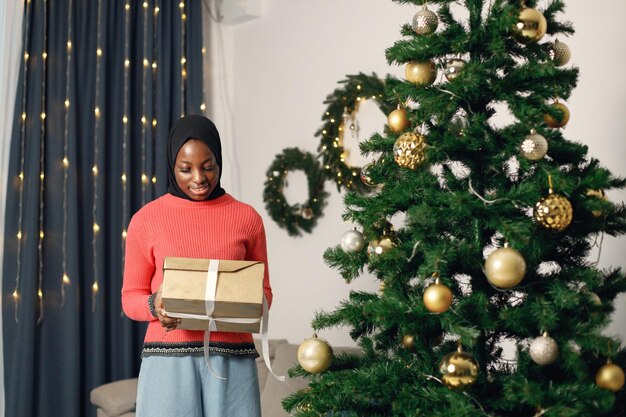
[122,193,272,354]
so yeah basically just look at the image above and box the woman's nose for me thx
[192,169,205,182]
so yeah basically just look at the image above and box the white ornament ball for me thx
[340,229,366,253]
[529,333,559,365]
[412,6,438,35]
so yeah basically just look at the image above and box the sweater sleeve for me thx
[246,214,273,309]
[121,213,157,322]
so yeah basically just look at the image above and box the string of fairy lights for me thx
[92,0,103,312]
[12,0,195,322]
[61,0,73,307]
[12,0,33,322]
[36,0,49,324]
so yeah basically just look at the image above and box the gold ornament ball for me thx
[549,39,571,67]
[444,58,466,81]
[393,132,427,169]
[405,60,437,85]
[367,236,395,257]
[402,334,416,351]
[512,7,547,44]
[439,347,479,390]
[297,335,333,373]
[484,246,526,289]
[423,278,453,313]
[520,130,548,161]
[544,102,570,128]
[388,108,410,133]
[596,361,625,392]
[586,189,608,218]
[412,6,438,35]
[534,193,573,231]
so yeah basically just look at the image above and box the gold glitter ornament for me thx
[402,334,416,351]
[367,235,395,257]
[596,360,625,392]
[512,7,547,44]
[439,345,479,390]
[297,335,333,373]
[393,132,427,169]
[388,107,410,133]
[411,5,438,35]
[586,189,608,217]
[548,39,571,67]
[534,190,573,231]
[484,245,526,289]
[529,332,560,365]
[544,101,570,128]
[405,60,437,85]
[423,276,453,313]
[520,129,548,161]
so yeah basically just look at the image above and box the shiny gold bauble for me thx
[297,335,333,373]
[367,236,395,257]
[412,5,438,35]
[405,60,437,85]
[388,108,410,133]
[520,129,548,161]
[393,132,427,169]
[548,39,571,67]
[484,246,526,289]
[444,58,466,81]
[423,278,453,313]
[439,346,479,390]
[534,192,573,231]
[402,334,416,351]
[512,7,547,44]
[544,102,570,128]
[586,189,608,217]
[596,361,625,392]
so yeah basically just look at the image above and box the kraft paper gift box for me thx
[161,257,265,333]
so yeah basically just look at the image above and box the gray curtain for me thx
[2,1,205,416]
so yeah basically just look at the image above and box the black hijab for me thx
[167,114,226,200]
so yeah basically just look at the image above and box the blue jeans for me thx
[136,355,261,417]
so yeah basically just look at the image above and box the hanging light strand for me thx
[179,1,186,116]
[92,0,103,313]
[13,0,34,323]
[151,0,160,189]
[141,0,149,205]
[36,0,50,324]
[61,0,73,307]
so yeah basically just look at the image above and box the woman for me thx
[122,114,271,417]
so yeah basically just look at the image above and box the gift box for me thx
[161,257,265,333]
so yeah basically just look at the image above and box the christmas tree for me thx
[283,1,626,416]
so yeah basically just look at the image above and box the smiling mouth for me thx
[190,184,209,193]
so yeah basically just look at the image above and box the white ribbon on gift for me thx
[163,259,285,382]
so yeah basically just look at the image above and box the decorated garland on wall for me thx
[263,73,402,236]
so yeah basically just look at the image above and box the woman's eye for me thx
[204,166,214,171]
[179,169,190,173]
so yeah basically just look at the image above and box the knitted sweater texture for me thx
[122,193,272,350]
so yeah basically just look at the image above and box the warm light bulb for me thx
[322,130,327,135]
[40,172,44,180]
[143,1,148,8]
[37,289,43,298]
[182,13,187,20]
[143,58,149,67]
[124,59,130,68]
[92,281,99,292]
[141,116,147,124]
[63,273,70,285]
[63,157,69,167]
[125,3,130,11]
[356,85,361,90]
[39,230,44,239]
[92,165,98,175]
[19,172,24,181]
[24,52,29,61]
[121,173,127,183]
[322,145,327,151]
[122,229,127,239]
[179,2,185,8]
[42,51,47,60]
[141,174,148,183]
[201,47,206,54]
[152,119,157,127]
[94,107,100,117]
[64,99,70,108]
[97,48,103,57]
[93,223,100,233]
[40,112,46,120]
[152,176,157,184]
[200,103,206,111]
[154,6,160,14]
[181,69,187,78]
[17,231,22,240]
[12,290,19,300]
[21,112,26,121]
[122,115,128,124]
[152,62,157,69]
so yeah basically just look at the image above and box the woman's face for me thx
[174,139,220,201]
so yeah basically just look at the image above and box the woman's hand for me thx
[154,284,181,332]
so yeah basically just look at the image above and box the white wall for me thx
[206,0,626,348]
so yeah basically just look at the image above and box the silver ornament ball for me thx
[529,333,559,365]
[340,229,366,253]
[444,58,467,81]
[412,6,439,35]
[549,40,571,67]
[449,115,469,137]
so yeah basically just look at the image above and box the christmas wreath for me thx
[263,148,329,237]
